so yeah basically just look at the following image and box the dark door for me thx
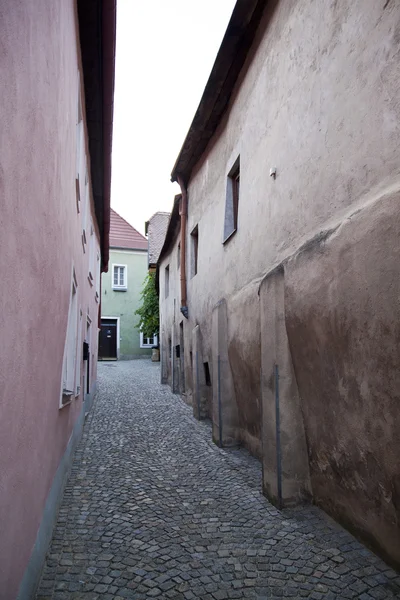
[99,321,117,360]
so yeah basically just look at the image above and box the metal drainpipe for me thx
[275,363,282,509]
[218,355,222,446]
[177,175,188,319]
[196,350,200,419]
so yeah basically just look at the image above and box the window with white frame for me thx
[140,332,158,348]
[112,264,127,290]
[62,271,79,403]
[88,221,95,285]
[82,174,89,252]
[75,73,84,213]
[75,309,83,397]
[95,250,101,302]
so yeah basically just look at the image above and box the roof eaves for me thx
[171,0,271,185]
[77,0,116,273]
[110,245,147,252]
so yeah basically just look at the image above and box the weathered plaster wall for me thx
[159,237,183,391]
[101,249,150,358]
[260,268,311,507]
[284,188,400,565]
[0,1,101,596]
[160,0,400,562]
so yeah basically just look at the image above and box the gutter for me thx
[177,176,188,319]
[170,0,270,184]
[101,0,116,273]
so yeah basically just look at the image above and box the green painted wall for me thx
[101,249,151,358]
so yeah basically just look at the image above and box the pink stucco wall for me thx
[0,1,101,596]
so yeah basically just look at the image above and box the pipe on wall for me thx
[218,354,222,446]
[275,363,282,509]
[177,176,188,319]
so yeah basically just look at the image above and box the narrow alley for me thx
[36,361,400,600]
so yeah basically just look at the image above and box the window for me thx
[75,310,83,397]
[177,243,181,269]
[223,156,240,243]
[165,265,170,298]
[61,271,79,404]
[82,173,89,252]
[112,264,127,290]
[88,221,95,285]
[204,362,211,386]
[95,251,100,302]
[190,226,198,277]
[140,332,158,348]
[75,74,84,213]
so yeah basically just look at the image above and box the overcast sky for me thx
[110,0,236,234]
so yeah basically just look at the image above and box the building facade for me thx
[158,0,400,568]
[0,1,115,597]
[99,209,151,359]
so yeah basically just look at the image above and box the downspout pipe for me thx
[177,175,188,319]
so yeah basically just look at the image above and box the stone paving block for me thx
[34,361,399,600]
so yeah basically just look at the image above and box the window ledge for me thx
[60,392,73,409]
[112,286,127,292]
[76,178,81,213]
[223,228,237,245]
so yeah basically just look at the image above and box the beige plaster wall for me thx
[159,236,183,391]
[284,188,400,566]
[160,0,400,564]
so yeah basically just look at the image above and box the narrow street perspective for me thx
[2,0,400,597]
[36,361,400,600]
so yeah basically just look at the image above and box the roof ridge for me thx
[148,211,171,220]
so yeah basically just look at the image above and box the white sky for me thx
[110,0,237,234]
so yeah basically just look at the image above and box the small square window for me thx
[165,265,170,298]
[204,362,212,386]
[112,265,127,290]
[223,156,240,243]
[140,332,158,348]
[190,226,198,277]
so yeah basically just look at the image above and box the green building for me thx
[99,209,153,359]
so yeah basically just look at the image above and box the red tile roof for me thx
[109,209,148,251]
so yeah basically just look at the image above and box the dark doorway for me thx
[99,319,118,360]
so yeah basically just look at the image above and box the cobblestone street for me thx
[36,360,400,600]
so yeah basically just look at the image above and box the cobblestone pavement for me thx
[36,360,400,600]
